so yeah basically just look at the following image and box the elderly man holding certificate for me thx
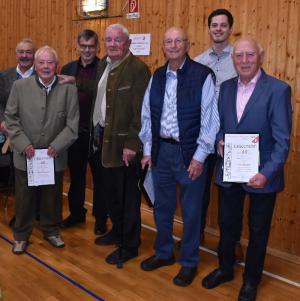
[202,37,292,301]
[5,46,79,254]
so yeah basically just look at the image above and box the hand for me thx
[0,121,7,135]
[141,155,152,169]
[57,74,76,84]
[247,173,267,189]
[187,159,204,181]
[23,144,35,159]
[47,146,58,157]
[122,148,136,167]
[217,140,225,157]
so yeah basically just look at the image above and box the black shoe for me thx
[202,268,234,289]
[173,266,197,287]
[238,282,258,301]
[61,214,86,228]
[94,223,108,236]
[140,254,175,271]
[105,247,138,265]
[94,230,119,245]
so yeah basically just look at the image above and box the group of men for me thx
[0,8,292,301]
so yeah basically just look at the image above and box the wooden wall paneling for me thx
[1,0,300,261]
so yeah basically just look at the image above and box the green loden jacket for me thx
[90,52,151,168]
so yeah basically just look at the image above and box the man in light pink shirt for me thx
[202,37,292,301]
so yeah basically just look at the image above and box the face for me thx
[104,27,131,62]
[16,42,34,71]
[35,50,57,85]
[232,38,262,83]
[208,14,232,44]
[77,37,98,65]
[163,27,190,63]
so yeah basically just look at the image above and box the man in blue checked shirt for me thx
[139,26,219,287]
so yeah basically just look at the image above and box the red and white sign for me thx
[129,0,139,13]
[127,0,140,19]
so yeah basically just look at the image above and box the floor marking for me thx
[0,234,105,301]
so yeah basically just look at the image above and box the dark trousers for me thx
[67,131,89,217]
[67,131,107,226]
[152,141,207,267]
[91,149,141,249]
[201,153,217,233]
[218,184,276,285]
[14,168,64,241]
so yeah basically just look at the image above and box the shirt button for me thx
[105,139,109,143]
[41,133,45,136]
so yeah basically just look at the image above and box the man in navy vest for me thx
[139,27,219,286]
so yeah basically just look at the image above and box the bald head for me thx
[163,27,189,70]
[232,37,264,84]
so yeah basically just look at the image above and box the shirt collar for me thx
[106,51,131,70]
[208,44,233,56]
[78,56,99,67]
[166,57,187,76]
[238,68,262,87]
[16,65,34,78]
[38,75,57,93]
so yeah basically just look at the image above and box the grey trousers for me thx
[13,168,64,241]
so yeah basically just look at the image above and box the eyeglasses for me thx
[79,44,97,50]
[163,38,188,46]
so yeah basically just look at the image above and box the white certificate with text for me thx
[223,133,259,183]
[26,149,55,186]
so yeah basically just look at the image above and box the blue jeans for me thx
[152,141,207,267]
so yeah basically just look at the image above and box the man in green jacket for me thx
[91,23,151,265]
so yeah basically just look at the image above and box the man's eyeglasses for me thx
[163,38,188,46]
[79,44,97,50]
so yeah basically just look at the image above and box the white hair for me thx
[34,45,58,62]
[106,23,129,39]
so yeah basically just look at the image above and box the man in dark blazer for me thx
[202,37,292,301]
[60,29,108,236]
[0,38,35,136]
[0,38,35,227]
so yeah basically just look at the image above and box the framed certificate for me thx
[223,133,259,183]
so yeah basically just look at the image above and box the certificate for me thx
[138,164,155,207]
[27,149,55,186]
[223,133,259,183]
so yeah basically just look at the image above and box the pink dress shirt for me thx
[236,69,262,122]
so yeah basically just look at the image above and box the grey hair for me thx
[16,38,35,52]
[106,23,130,39]
[34,45,58,62]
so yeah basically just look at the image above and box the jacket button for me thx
[105,139,109,143]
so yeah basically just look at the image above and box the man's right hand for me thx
[23,144,35,159]
[217,140,225,157]
[57,74,76,84]
[141,155,152,169]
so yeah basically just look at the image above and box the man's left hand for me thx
[123,148,136,167]
[47,146,58,158]
[187,159,204,181]
[247,173,267,189]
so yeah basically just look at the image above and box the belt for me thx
[160,137,179,145]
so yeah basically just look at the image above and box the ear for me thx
[259,50,265,65]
